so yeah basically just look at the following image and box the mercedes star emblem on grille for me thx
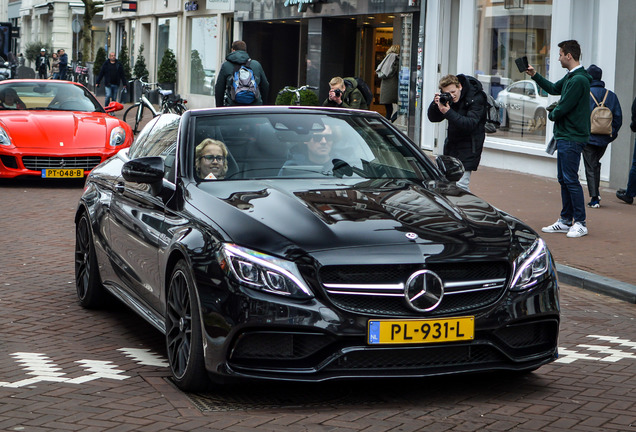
[404,270,444,312]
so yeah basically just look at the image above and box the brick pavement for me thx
[471,165,635,288]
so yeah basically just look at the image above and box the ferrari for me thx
[0,79,132,179]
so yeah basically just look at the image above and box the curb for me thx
[556,263,636,304]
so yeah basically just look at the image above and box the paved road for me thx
[1,177,635,431]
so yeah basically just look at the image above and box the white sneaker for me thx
[541,220,571,233]
[566,222,588,238]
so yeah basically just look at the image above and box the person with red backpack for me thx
[214,41,269,107]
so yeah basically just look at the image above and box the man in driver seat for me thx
[281,125,335,174]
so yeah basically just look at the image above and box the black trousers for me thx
[582,144,607,198]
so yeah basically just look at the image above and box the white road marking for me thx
[117,348,169,367]
[557,336,636,364]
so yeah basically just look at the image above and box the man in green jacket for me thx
[323,76,367,109]
[525,40,592,238]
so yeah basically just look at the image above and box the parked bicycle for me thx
[123,78,188,134]
[277,85,318,106]
[73,62,89,86]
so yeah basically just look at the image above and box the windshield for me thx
[191,112,437,182]
[0,82,103,112]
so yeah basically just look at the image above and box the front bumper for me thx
[199,276,560,382]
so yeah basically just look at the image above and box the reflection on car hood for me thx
[191,179,513,258]
[0,111,115,150]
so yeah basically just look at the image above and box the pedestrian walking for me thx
[583,64,622,208]
[214,40,269,107]
[525,40,592,238]
[616,96,636,205]
[58,49,69,81]
[50,52,60,79]
[427,74,488,191]
[376,45,400,121]
[37,48,49,80]
[95,52,127,106]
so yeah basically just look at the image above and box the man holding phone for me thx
[524,40,593,238]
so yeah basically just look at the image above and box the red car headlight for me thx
[109,126,126,147]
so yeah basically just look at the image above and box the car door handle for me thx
[115,182,125,193]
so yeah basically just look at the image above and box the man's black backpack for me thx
[483,91,501,134]
[344,76,373,109]
[464,75,500,133]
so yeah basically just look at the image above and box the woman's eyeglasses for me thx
[201,155,225,162]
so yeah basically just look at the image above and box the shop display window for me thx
[473,0,552,143]
[189,17,219,96]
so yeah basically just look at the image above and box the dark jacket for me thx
[532,67,593,143]
[323,78,367,110]
[631,96,636,133]
[37,55,49,74]
[427,74,487,171]
[214,50,269,107]
[588,79,622,146]
[96,60,126,87]
[59,53,68,69]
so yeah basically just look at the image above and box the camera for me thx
[439,92,453,105]
[333,88,343,97]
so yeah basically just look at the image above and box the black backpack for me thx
[465,75,500,133]
[345,76,373,109]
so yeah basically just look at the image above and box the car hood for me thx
[190,179,515,260]
[0,111,117,149]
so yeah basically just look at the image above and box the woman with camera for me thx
[427,74,488,191]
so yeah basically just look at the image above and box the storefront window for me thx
[189,16,219,96]
[157,17,178,68]
[474,0,552,143]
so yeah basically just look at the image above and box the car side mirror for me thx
[122,157,165,195]
[528,89,536,97]
[436,155,464,182]
[105,101,124,113]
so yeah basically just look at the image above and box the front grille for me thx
[320,262,509,316]
[22,156,102,171]
[494,320,559,355]
[324,345,505,371]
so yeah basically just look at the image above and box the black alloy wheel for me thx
[75,213,106,308]
[166,260,209,391]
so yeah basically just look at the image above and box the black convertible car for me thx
[75,107,559,391]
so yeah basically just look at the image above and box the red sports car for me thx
[0,79,133,179]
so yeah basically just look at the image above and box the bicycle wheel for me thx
[123,103,152,134]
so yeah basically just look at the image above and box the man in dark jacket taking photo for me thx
[427,74,488,191]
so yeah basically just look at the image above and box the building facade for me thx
[9,0,634,189]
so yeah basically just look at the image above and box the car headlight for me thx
[219,244,313,299]
[510,238,550,291]
[0,127,11,146]
[109,126,126,147]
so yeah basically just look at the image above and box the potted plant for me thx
[132,44,150,101]
[275,86,319,106]
[92,47,107,96]
[157,48,177,93]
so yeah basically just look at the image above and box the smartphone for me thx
[515,56,529,73]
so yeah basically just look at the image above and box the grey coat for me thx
[378,53,399,105]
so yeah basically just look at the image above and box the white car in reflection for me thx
[496,80,549,133]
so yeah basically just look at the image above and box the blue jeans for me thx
[627,138,636,197]
[104,84,119,106]
[556,140,586,224]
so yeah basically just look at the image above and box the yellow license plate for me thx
[368,316,474,345]
[42,169,85,178]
